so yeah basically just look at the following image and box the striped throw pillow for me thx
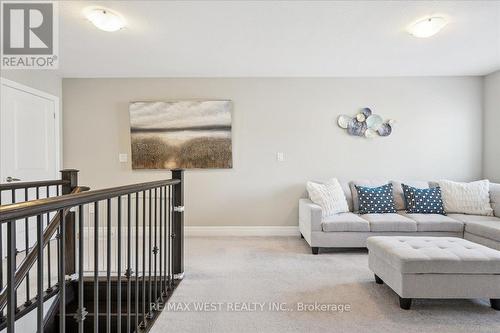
[307,178,349,217]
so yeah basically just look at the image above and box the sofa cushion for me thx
[355,183,397,214]
[399,213,464,232]
[321,213,370,232]
[361,213,417,232]
[350,180,389,212]
[490,183,500,217]
[367,236,500,274]
[447,214,500,223]
[338,180,354,212]
[464,233,500,251]
[464,220,500,242]
[391,180,430,211]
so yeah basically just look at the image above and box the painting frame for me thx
[129,100,233,170]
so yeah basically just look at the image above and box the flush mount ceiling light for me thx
[408,16,447,38]
[84,7,126,32]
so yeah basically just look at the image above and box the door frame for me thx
[0,77,62,182]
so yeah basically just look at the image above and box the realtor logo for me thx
[1,1,58,69]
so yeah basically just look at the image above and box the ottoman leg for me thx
[311,247,319,255]
[374,274,384,284]
[399,297,412,310]
[491,299,500,310]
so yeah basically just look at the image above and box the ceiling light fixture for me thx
[84,7,126,32]
[408,16,447,38]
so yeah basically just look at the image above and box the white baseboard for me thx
[185,226,300,237]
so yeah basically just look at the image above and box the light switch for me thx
[119,153,128,163]
[276,152,285,162]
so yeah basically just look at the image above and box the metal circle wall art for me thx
[337,108,394,138]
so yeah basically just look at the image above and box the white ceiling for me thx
[59,0,500,77]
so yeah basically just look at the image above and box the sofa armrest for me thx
[490,183,500,217]
[299,199,322,234]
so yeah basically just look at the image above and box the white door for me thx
[0,78,60,250]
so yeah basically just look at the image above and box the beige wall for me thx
[63,77,483,227]
[483,70,500,182]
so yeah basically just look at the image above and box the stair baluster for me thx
[93,202,99,333]
[106,199,111,333]
[58,209,66,333]
[159,187,163,299]
[46,186,52,293]
[126,193,132,333]
[76,205,86,333]
[24,188,31,306]
[147,189,152,320]
[37,215,44,333]
[153,188,158,308]
[141,192,146,328]
[135,192,140,330]
[117,196,122,333]
[7,219,16,332]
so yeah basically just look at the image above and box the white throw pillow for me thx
[438,179,493,216]
[307,178,349,217]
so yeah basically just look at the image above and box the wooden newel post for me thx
[60,169,79,275]
[172,169,184,278]
[60,169,79,194]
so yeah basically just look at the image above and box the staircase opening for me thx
[0,169,185,332]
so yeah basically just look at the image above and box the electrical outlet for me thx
[276,152,285,162]
[119,153,128,163]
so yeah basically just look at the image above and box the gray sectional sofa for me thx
[299,180,500,254]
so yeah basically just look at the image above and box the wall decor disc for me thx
[360,108,372,118]
[347,118,367,136]
[366,114,383,130]
[364,128,377,138]
[337,115,352,129]
[377,123,392,136]
[356,113,366,122]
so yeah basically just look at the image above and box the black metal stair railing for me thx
[0,171,79,316]
[0,169,185,333]
[0,171,70,312]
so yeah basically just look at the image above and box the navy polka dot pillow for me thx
[355,183,397,214]
[402,184,446,215]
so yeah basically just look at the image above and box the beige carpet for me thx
[151,237,500,333]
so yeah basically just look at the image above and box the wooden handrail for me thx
[0,179,70,191]
[0,186,88,311]
[0,179,180,223]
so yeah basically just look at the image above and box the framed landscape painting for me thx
[129,100,233,169]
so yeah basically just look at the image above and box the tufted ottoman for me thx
[367,236,500,310]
